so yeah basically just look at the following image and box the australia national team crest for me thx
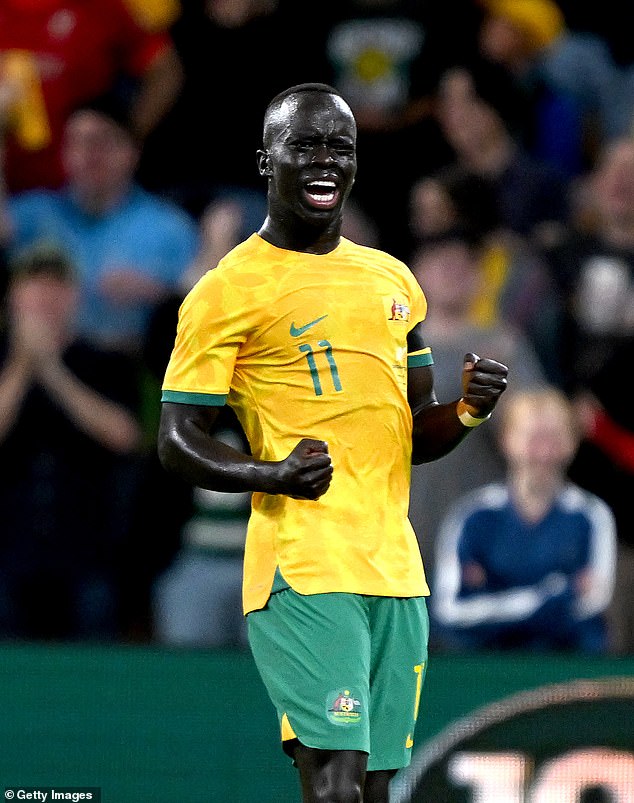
[385,296,411,322]
[327,689,363,725]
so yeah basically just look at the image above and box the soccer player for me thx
[158,83,508,803]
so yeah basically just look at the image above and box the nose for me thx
[310,143,334,164]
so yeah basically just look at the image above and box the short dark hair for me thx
[9,242,77,283]
[70,91,137,142]
[262,83,350,145]
[266,83,344,112]
[412,225,485,260]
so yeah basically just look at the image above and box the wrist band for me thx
[457,399,492,428]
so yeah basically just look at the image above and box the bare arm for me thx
[38,359,141,454]
[0,321,140,454]
[158,401,333,500]
[0,350,32,443]
[15,308,140,453]
[130,46,184,140]
[407,324,508,464]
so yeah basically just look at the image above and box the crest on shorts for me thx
[327,689,363,725]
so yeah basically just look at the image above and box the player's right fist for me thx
[275,438,333,500]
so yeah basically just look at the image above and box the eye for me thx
[330,140,355,155]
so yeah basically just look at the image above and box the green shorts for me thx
[247,588,429,771]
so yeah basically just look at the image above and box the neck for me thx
[258,215,342,255]
[509,467,564,523]
[71,183,130,216]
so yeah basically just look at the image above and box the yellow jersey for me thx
[162,234,433,612]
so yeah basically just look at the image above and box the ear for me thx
[257,149,272,177]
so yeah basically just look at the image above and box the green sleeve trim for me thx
[161,390,227,406]
[407,349,434,368]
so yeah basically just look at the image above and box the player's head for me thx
[257,83,357,228]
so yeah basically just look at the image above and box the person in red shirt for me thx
[0,0,182,192]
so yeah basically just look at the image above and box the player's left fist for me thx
[460,352,508,417]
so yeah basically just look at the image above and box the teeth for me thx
[307,181,336,190]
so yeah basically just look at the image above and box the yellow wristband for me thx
[457,399,492,428]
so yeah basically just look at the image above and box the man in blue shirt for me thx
[5,93,198,355]
[433,387,617,653]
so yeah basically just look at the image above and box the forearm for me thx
[130,49,183,139]
[411,400,473,464]
[40,361,141,454]
[158,416,280,494]
[0,355,31,442]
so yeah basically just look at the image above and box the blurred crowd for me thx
[0,0,632,654]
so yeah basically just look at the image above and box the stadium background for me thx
[1,643,632,801]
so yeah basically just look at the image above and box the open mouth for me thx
[303,180,340,209]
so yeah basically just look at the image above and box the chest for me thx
[244,269,414,367]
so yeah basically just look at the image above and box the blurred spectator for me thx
[476,0,585,177]
[0,0,183,193]
[310,0,482,259]
[543,136,634,395]
[408,229,546,588]
[0,243,142,640]
[432,387,617,653]
[478,0,634,172]
[567,341,634,654]
[557,0,634,67]
[2,93,199,355]
[408,163,561,382]
[434,61,570,247]
[138,0,313,228]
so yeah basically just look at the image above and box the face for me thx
[258,92,357,228]
[62,110,138,197]
[9,273,78,332]
[479,15,527,65]
[410,241,480,313]
[409,177,456,238]
[501,397,577,470]
[594,139,634,224]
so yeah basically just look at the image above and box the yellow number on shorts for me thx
[413,662,424,720]
[406,662,426,749]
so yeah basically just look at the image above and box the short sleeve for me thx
[161,270,247,406]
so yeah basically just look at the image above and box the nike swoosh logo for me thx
[289,314,328,337]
